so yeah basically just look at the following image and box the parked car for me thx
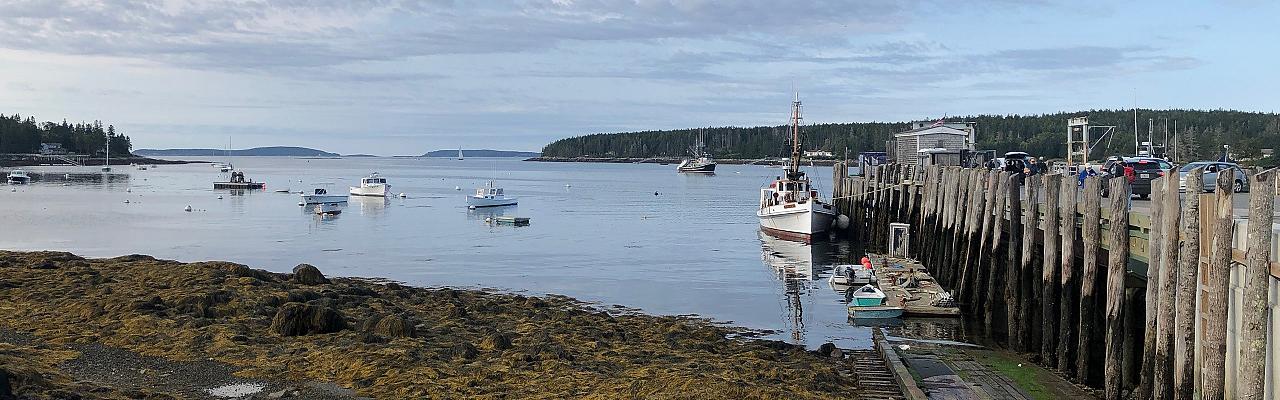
[1177,161,1250,193]
[1100,157,1173,199]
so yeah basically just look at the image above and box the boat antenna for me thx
[787,92,803,180]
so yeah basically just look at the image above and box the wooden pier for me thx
[832,162,1280,399]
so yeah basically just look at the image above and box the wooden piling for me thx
[1041,173,1061,366]
[1138,177,1164,400]
[957,169,986,304]
[1103,178,1129,400]
[1152,176,1181,400]
[1019,174,1040,351]
[1201,168,1234,400]
[1172,167,1204,400]
[1058,175,1079,373]
[1005,173,1024,348]
[970,170,999,315]
[985,172,1010,332]
[1239,170,1274,400]
[1077,176,1102,383]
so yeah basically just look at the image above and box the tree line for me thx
[541,109,1280,165]
[0,113,133,155]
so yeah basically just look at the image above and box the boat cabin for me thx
[361,175,387,186]
[760,177,818,208]
[312,188,328,195]
[475,186,504,199]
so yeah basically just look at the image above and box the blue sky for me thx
[0,0,1275,154]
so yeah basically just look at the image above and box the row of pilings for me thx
[831,162,1278,400]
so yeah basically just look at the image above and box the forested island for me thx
[0,113,132,155]
[540,109,1280,163]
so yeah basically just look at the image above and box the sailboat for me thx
[457,148,464,160]
[676,129,716,173]
[101,135,111,172]
[756,95,837,243]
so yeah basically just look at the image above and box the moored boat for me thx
[756,95,837,242]
[467,180,518,208]
[301,188,348,204]
[676,129,716,173]
[213,171,265,190]
[829,264,876,287]
[850,284,888,306]
[350,173,390,197]
[7,169,31,184]
[848,305,905,319]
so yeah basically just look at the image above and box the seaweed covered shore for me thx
[0,251,861,399]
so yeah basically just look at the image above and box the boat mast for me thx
[787,94,803,180]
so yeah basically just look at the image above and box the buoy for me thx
[654,192,659,196]
[184,205,193,212]
[297,202,305,206]
[217,195,223,200]
[398,193,406,198]
[454,186,461,190]
[835,215,850,230]
[124,200,130,204]
[127,188,132,192]
[10,188,16,192]
[565,184,571,187]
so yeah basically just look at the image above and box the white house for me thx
[892,121,976,166]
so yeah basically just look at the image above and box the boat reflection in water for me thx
[758,231,838,344]
[351,195,389,217]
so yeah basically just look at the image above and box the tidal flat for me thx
[0,251,859,399]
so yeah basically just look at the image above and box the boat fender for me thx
[835,215,850,230]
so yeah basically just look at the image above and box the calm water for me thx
[0,157,873,348]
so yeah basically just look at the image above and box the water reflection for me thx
[351,196,389,217]
[466,205,516,222]
[22,171,132,187]
[758,231,836,344]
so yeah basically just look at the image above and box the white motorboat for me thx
[7,169,31,184]
[467,180,517,208]
[830,264,876,287]
[301,188,348,204]
[756,95,837,243]
[349,172,390,197]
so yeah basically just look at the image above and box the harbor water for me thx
[0,157,873,348]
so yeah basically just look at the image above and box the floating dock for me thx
[492,216,530,226]
[213,182,265,190]
[871,255,961,318]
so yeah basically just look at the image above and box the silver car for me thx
[1177,161,1250,193]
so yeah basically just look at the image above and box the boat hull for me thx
[467,196,518,208]
[757,202,836,243]
[677,161,716,173]
[350,184,389,197]
[301,194,349,204]
[848,306,904,319]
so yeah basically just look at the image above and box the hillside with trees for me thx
[0,114,132,155]
[541,109,1280,164]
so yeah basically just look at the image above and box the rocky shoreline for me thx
[0,251,861,399]
[0,154,203,168]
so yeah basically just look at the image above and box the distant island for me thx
[134,146,340,157]
[421,149,540,158]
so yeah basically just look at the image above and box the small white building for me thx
[892,121,976,166]
[803,150,834,158]
[39,143,67,155]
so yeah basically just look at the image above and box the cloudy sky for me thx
[0,0,1275,154]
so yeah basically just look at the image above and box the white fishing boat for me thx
[7,169,31,184]
[301,188,348,204]
[676,129,716,173]
[467,180,518,208]
[756,95,837,243]
[349,173,390,197]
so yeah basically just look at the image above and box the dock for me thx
[870,255,961,318]
[831,161,1280,399]
[213,182,265,190]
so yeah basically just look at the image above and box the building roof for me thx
[895,124,969,137]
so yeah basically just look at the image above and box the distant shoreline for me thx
[0,154,206,168]
[526,156,841,166]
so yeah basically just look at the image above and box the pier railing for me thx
[832,162,1279,400]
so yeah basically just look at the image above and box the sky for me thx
[1,0,1277,155]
